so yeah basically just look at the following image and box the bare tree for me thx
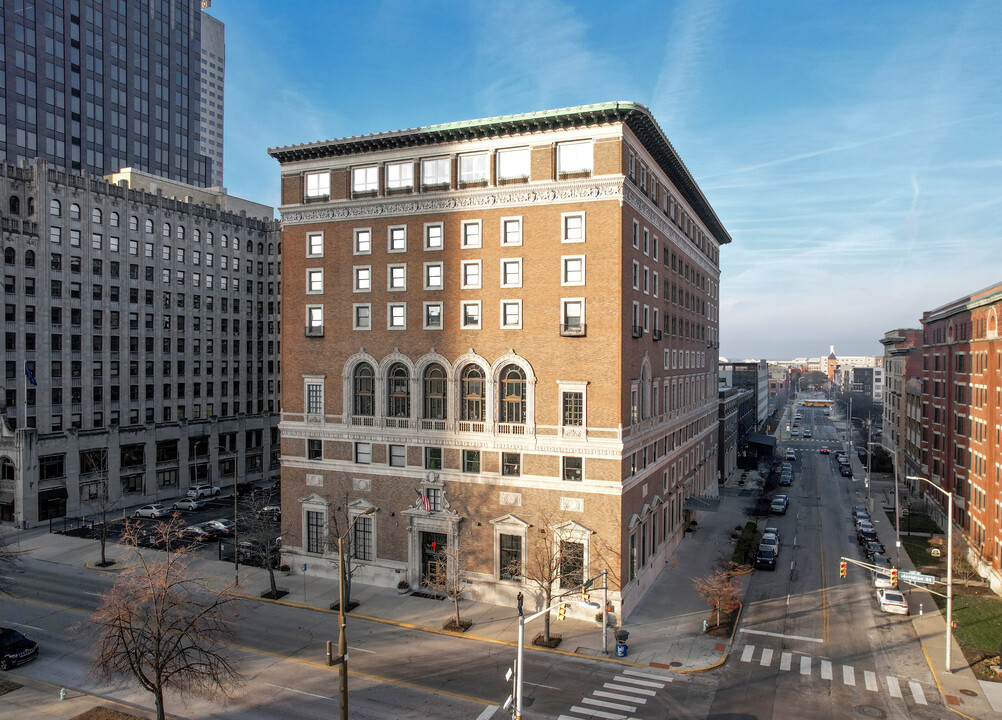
[326,495,365,612]
[239,488,283,599]
[425,540,472,632]
[82,452,122,568]
[0,530,18,596]
[694,569,741,628]
[89,516,241,720]
[952,537,981,587]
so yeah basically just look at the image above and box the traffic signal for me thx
[557,603,567,621]
[581,589,590,602]
[839,560,847,579]
[890,569,898,585]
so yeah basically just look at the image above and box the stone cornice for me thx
[622,184,718,278]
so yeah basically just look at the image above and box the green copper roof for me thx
[268,102,730,244]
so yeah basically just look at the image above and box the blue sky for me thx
[208,0,1002,361]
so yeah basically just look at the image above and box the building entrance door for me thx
[421,532,447,586]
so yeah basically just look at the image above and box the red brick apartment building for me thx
[268,103,730,616]
[920,282,1002,589]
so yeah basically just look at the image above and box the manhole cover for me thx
[670,661,682,667]
[853,706,886,718]
[960,689,978,697]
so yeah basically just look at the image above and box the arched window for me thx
[130,215,139,231]
[641,365,650,420]
[221,234,228,248]
[50,199,61,217]
[162,222,171,238]
[268,243,275,255]
[499,365,526,423]
[24,250,35,268]
[8,197,20,215]
[193,228,201,243]
[176,225,185,240]
[258,242,264,255]
[4,248,15,265]
[423,364,447,419]
[353,363,375,416]
[144,219,154,234]
[0,457,14,482]
[27,197,34,215]
[110,212,120,227]
[387,363,410,418]
[460,365,485,421]
[92,208,102,224]
[70,203,81,220]
[206,231,214,245]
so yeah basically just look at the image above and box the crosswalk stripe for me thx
[864,670,877,691]
[741,644,755,662]
[909,681,927,705]
[604,683,656,697]
[887,677,902,698]
[843,665,855,686]
[623,669,672,682]
[594,690,647,705]
[760,648,773,666]
[780,652,792,671]
[820,660,832,680]
[613,675,664,689]
[583,698,637,712]
[800,656,811,675]
[569,706,627,719]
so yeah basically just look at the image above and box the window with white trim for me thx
[352,166,378,193]
[562,256,585,286]
[562,212,585,243]
[501,217,522,246]
[352,514,373,561]
[557,141,593,174]
[459,154,489,183]
[305,381,324,414]
[643,228,649,256]
[387,303,406,330]
[424,302,443,329]
[643,305,650,331]
[497,147,530,179]
[389,444,406,468]
[306,232,324,257]
[461,301,481,328]
[306,305,323,330]
[643,266,649,294]
[424,262,443,290]
[306,269,323,294]
[355,442,371,464]
[499,532,523,580]
[386,161,413,190]
[461,260,482,289]
[305,509,325,554]
[562,298,584,330]
[424,223,443,251]
[462,220,482,248]
[653,271,659,298]
[421,157,450,186]
[500,258,522,288]
[388,264,407,291]
[388,226,407,253]
[500,300,522,329]
[353,304,371,330]
[632,220,639,249]
[632,261,639,290]
[354,228,372,254]
[563,456,583,481]
[304,171,330,199]
[353,266,371,292]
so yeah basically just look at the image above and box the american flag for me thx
[415,489,431,512]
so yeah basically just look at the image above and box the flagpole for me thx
[23,362,27,430]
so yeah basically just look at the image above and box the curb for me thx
[921,645,981,720]
[84,556,128,572]
[671,599,744,674]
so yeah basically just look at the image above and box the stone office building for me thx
[269,102,729,616]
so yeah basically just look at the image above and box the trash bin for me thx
[615,642,628,657]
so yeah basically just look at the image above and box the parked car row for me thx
[849,505,907,616]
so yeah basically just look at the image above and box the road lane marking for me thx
[524,681,561,689]
[623,669,671,682]
[780,652,792,671]
[909,681,927,705]
[820,660,831,680]
[864,670,877,691]
[603,683,655,697]
[262,682,332,700]
[83,591,104,597]
[594,690,647,704]
[800,656,811,675]
[760,648,773,667]
[843,665,855,686]
[10,622,45,631]
[475,707,499,720]
[583,697,637,712]
[348,645,376,654]
[613,675,665,688]
[569,706,627,719]
[741,644,754,662]
[739,629,823,643]
[887,677,902,697]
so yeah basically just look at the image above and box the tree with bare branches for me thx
[89,516,242,720]
[425,539,472,632]
[326,495,366,612]
[238,488,284,599]
[694,569,741,628]
[0,530,18,595]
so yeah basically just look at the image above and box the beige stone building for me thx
[268,103,729,616]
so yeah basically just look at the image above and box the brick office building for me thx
[269,103,729,616]
[919,282,1002,591]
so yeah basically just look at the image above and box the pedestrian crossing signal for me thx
[557,603,567,621]
[890,568,898,585]
[839,560,847,579]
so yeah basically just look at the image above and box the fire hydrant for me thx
[702,620,709,633]
[59,688,67,701]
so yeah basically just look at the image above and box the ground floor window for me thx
[559,540,584,589]
[353,515,373,561]
[499,534,522,579]
[306,510,324,554]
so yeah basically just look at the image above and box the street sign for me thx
[899,570,936,585]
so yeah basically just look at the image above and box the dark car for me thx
[180,523,218,542]
[0,628,39,670]
[858,528,879,545]
[755,546,779,571]
[840,465,853,477]
[255,505,281,522]
[864,541,886,561]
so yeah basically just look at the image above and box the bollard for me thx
[702,619,708,633]
[59,688,67,701]
[919,603,923,617]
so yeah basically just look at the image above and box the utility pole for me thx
[866,415,872,512]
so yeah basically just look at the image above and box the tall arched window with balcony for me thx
[499,365,526,424]
[460,365,485,421]
[387,363,410,418]
[353,363,375,416]
[423,364,447,419]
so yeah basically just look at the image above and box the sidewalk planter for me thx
[396,580,410,595]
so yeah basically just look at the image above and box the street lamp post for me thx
[214,445,238,586]
[907,475,953,672]
[335,506,376,720]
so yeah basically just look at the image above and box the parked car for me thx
[840,465,854,477]
[0,628,39,670]
[187,484,221,499]
[760,532,781,551]
[206,519,235,536]
[791,429,800,437]
[785,449,797,461]
[779,474,792,487]
[876,588,909,615]
[771,496,789,515]
[134,503,170,519]
[863,541,886,561]
[172,498,206,512]
[873,557,896,588]
[853,512,871,527]
[136,522,183,549]
[180,523,218,542]
[755,546,779,570]
[764,526,781,543]
[858,527,879,545]
[850,505,868,517]
[856,519,875,533]
[255,505,281,522]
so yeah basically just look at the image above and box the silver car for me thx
[134,503,170,519]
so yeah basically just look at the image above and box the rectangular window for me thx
[463,450,481,473]
[388,303,407,329]
[388,226,407,253]
[562,256,585,286]
[501,217,522,246]
[424,223,443,250]
[307,439,322,460]
[497,147,530,179]
[421,158,450,186]
[353,515,373,561]
[306,382,323,414]
[355,442,372,464]
[563,456,583,481]
[424,302,443,329]
[306,269,323,294]
[306,510,324,553]
[500,300,521,329]
[388,264,407,291]
[559,540,584,588]
[306,305,323,331]
[562,213,585,243]
[386,161,414,190]
[562,299,584,331]
[562,392,584,426]
[461,301,481,328]
[424,263,443,290]
[502,452,521,477]
[389,445,406,467]
[354,229,372,254]
[425,447,442,470]
[304,171,330,199]
[501,259,522,288]
[557,141,593,174]
[307,232,324,257]
[462,261,482,289]
[353,304,371,330]
[500,534,522,580]
[353,266,371,292]
[459,154,489,183]
[352,166,378,193]
[462,221,482,248]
